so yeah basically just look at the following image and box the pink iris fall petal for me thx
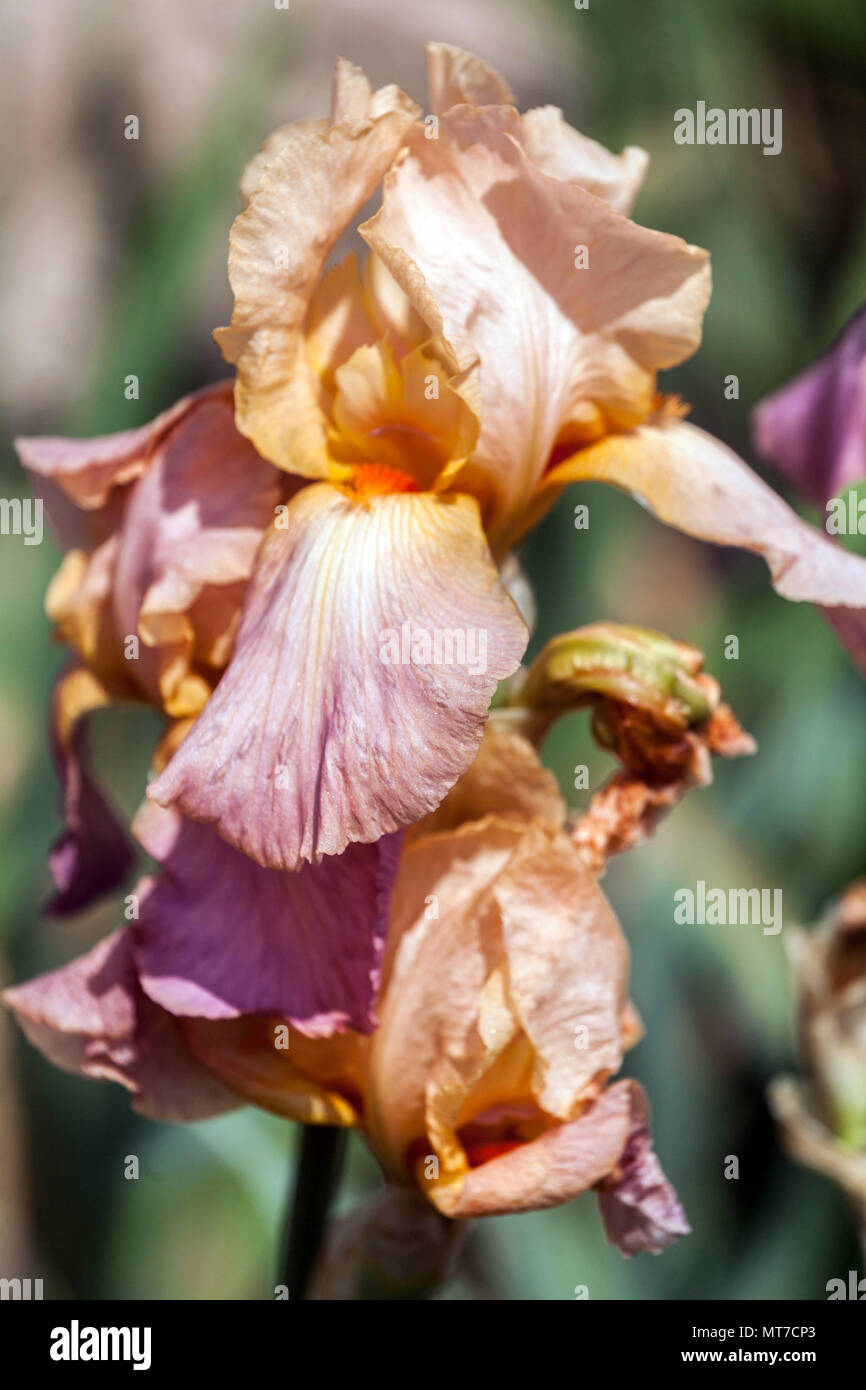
[2,930,238,1122]
[753,304,866,508]
[16,381,232,532]
[47,696,135,916]
[596,1087,691,1255]
[21,386,286,916]
[132,800,401,1037]
[45,667,135,916]
[149,484,528,870]
[109,386,284,712]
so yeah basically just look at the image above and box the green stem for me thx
[280,1125,348,1300]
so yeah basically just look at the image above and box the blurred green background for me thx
[1,0,865,1299]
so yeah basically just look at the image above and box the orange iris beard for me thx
[343,463,420,500]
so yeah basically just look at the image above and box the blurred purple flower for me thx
[753,304,866,508]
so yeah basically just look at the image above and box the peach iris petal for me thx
[431,1080,635,1219]
[518,109,648,215]
[149,485,527,869]
[367,816,631,1202]
[491,824,629,1117]
[305,254,380,393]
[369,819,529,1175]
[330,341,478,488]
[411,725,566,838]
[1,931,238,1122]
[216,60,419,475]
[132,799,400,1037]
[549,415,866,670]
[426,41,516,113]
[362,106,709,547]
[46,537,131,692]
[184,1015,365,1127]
[426,43,648,216]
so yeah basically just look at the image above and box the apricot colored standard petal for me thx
[425,44,647,215]
[550,416,866,622]
[426,42,515,113]
[519,107,648,215]
[2,931,238,1121]
[46,666,135,916]
[363,107,709,546]
[491,825,629,1118]
[368,818,530,1176]
[132,800,400,1036]
[218,61,419,475]
[149,485,527,869]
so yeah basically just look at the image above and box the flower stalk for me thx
[280,1125,348,1301]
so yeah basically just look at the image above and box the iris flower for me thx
[13,43,866,1040]
[5,622,752,1270]
[5,720,689,1252]
[18,43,866,911]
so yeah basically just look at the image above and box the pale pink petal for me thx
[2,931,238,1121]
[425,44,647,215]
[15,381,230,514]
[111,387,283,713]
[148,485,527,869]
[363,107,709,547]
[519,106,648,215]
[132,799,400,1036]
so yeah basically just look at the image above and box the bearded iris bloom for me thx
[5,623,752,1275]
[5,721,690,1254]
[7,44,866,1286]
[19,44,866,911]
